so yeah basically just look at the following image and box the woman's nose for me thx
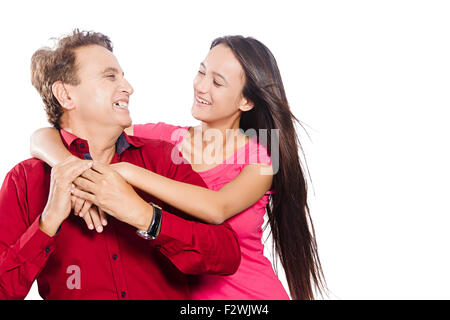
[194,74,210,93]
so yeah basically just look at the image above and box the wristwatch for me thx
[136,202,162,240]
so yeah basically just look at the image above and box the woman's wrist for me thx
[110,162,130,181]
[132,199,154,231]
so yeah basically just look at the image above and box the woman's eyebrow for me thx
[200,62,227,84]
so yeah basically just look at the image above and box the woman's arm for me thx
[111,162,273,224]
[30,127,73,167]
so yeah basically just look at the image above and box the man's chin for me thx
[120,118,132,130]
[114,114,132,130]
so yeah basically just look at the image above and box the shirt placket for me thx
[78,141,130,299]
[103,219,129,300]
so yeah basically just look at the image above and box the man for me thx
[0,30,240,299]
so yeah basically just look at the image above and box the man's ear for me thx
[52,81,75,110]
[239,97,254,112]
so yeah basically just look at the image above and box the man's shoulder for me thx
[6,158,51,181]
[125,135,179,171]
[128,136,206,187]
[131,136,179,159]
[132,135,177,148]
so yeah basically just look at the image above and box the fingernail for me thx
[88,224,94,230]
[102,219,108,226]
[79,213,84,218]
[96,226,103,233]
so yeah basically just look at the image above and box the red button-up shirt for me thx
[0,130,240,300]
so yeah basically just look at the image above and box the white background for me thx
[0,0,449,300]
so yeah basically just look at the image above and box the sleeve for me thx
[248,139,272,166]
[149,144,241,276]
[0,167,56,300]
[248,139,275,194]
[151,211,241,276]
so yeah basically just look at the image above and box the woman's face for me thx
[191,44,253,126]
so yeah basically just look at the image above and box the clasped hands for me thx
[70,160,133,232]
[71,159,149,233]
[40,155,151,237]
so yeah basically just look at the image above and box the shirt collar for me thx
[60,129,144,155]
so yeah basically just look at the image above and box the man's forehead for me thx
[74,45,122,74]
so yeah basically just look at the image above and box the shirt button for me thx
[121,291,126,298]
[80,143,85,149]
[112,254,118,260]
[155,245,161,249]
[45,248,51,254]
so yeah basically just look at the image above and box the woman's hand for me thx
[71,162,152,230]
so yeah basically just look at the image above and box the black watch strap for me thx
[136,202,162,240]
[149,204,162,237]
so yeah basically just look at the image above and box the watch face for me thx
[136,230,153,240]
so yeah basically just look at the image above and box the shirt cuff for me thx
[15,215,57,265]
[150,211,193,254]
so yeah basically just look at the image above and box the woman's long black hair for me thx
[211,36,326,299]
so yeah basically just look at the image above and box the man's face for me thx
[66,45,134,130]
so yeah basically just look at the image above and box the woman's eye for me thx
[198,70,205,75]
[213,80,223,87]
[106,74,116,79]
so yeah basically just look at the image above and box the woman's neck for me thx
[183,117,249,170]
[199,116,243,149]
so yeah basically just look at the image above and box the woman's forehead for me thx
[204,44,244,80]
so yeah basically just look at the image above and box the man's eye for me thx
[106,74,116,79]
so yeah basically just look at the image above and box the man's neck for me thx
[85,137,117,164]
[62,124,123,164]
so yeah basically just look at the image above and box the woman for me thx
[31,36,325,299]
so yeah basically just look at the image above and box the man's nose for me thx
[121,78,134,96]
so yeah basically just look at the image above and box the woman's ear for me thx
[239,97,254,112]
[52,81,75,111]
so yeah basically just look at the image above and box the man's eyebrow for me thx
[200,62,227,84]
[101,67,124,76]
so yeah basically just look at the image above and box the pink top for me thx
[134,122,290,300]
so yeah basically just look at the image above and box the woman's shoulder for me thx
[237,136,272,166]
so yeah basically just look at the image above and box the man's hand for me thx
[71,197,108,233]
[71,162,153,231]
[55,156,108,233]
[40,157,93,237]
